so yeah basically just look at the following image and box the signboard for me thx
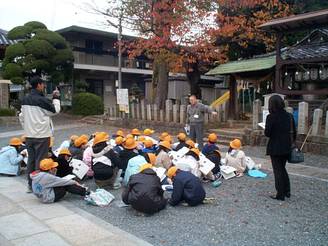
[116,89,129,105]
[117,88,129,113]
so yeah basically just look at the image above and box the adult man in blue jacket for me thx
[19,76,61,192]
[167,166,206,206]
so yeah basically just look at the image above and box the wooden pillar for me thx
[153,104,158,121]
[228,75,238,120]
[252,99,261,130]
[173,104,179,123]
[298,102,308,135]
[312,109,323,136]
[165,99,173,122]
[146,104,152,121]
[180,105,186,124]
[141,100,146,120]
[274,33,283,92]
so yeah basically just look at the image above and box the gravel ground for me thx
[65,173,328,246]
[1,122,328,245]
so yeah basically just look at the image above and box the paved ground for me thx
[1,120,328,245]
[0,177,151,246]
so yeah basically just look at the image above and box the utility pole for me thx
[117,11,123,89]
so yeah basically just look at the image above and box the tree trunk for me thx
[186,62,201,99]
[152,57,169,109]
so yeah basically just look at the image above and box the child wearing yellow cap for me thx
[173,132,188,151]
[202,133,219,156]
[69,135,88,160]
[0,138,25,176]
[122,163,167,214]
[167,166,206,207]
[142,139,157,154]
[56,148,73,178]
[155,141,172,170]
[30,158,89,203]
[225,139,246,177]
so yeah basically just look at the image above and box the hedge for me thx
[72,92,104,116]
[0,108,16,116]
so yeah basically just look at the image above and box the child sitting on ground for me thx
[113,136,124,154]
[122,163,167,214]
[202,133,219,156]
[225,139,246,177]
[155,141,172,170]
[167,166,206,207]
[69,135,88,160]
[92,132,121,189]
[142,139,157,154]
[173,133,188,151]
[0,138,25,176]
[30,158,88,203]
[56,148,73,178]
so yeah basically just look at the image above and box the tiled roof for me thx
[0,29,17,46]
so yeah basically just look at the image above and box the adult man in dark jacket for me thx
[19,76,60,192]
[122,164,167,214]
[167,166,206,206]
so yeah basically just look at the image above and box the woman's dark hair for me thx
[268,95,285,114]
[228,147,233,153]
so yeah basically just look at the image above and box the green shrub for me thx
[72,93,104,116]
[0,108,16,116]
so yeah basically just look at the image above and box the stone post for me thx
[252,99,261,130]
[146,104,152,121]
[131,103,136,119]
[141,100,146,120]
[311,108,323,136]
[298,102,309,135]
[325,111,328,138]
[136,103,141,120]
[180,105,186,124]
[165,99,173,122]
[173,104,179,123]
[160,109,164,122]
[153,104,158,121]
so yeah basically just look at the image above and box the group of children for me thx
[0,128,248,214]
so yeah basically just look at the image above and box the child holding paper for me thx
[30,158,88,203]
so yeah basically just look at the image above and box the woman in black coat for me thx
[122,167,167,214]
[265,95,296,201]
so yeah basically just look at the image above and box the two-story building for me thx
[57,25,224,109]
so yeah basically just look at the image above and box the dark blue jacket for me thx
[202,143,219,156]
[169,170,206,206]
[142,146,157,154]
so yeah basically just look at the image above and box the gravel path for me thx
[65,173,328,246]
[1,122,327,245]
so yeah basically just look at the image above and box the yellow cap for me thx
[9,138,22,146]
[115,136,124,145]
[74,137,88,147]
[116,130,124,137]
[159,132,169,141]
[40,158,58,171]
[80,134,89,142]
[208,133,218,143]
[131,128,141,136]
[159,141,171,150]
[147,153,156,165]
[126,134,134,139]
[190,148,200,156]
[138,136,146,142]
[70,135,79,141]
[186,139,195,148]
[93,132,109,146]
[163,135,173,143]
[143,128,154,136]
[144,139,154,148]
[139,163,153,172]
[167,166,178,179]
[59,148,71,156]
[177,133,186,141]
[230,139,242,149]
[122,138,138,150]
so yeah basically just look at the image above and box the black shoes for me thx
[269,195,285,201]
[286,192,291,198]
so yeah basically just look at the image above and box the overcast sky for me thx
[0,0,135,35]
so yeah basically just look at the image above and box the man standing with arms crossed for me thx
[19,76,61,192]
[186,95,217,149]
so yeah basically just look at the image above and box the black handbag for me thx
[288,115,304,163]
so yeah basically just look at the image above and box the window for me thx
[85,40,103,54]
